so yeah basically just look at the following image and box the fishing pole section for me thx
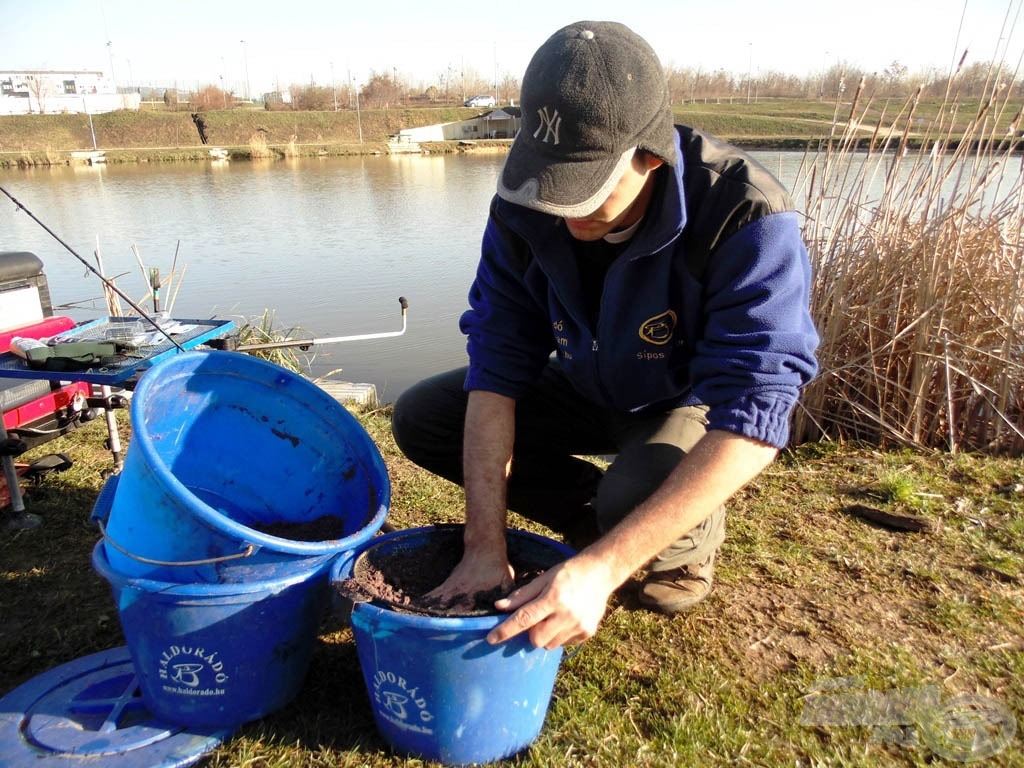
[212,296,409,353]
[3,183,410,357]
[0,184,185,353]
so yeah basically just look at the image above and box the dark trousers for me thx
[391,364,725,570]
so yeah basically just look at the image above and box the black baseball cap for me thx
[497,21,677,218]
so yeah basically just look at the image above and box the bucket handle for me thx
[92,475,256,568]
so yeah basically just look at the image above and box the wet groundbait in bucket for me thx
[340,523,564,616]
[333,525,576,766]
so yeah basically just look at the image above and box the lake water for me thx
[0,149,931,401]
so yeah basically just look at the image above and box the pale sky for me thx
[2,0,1019,96]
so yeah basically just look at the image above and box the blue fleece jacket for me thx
[460,126,819,448]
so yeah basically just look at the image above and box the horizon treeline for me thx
[178,55,1020,111]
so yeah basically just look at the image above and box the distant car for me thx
[464,95,497,108]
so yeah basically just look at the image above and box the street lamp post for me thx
[355,83,363,143]
[220,57,227,108]
[106,40,117,89]
[819,50,829,100]
[331,61,338,111]
[240,39,251,101]
[746,42,752,104]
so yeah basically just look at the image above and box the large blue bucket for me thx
[92,540,333,728]
[96,350,389,582]
[333,526,573,766]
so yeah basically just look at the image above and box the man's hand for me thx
[425,546,514,612]
[486,553,614,649]
[483,431,778,648]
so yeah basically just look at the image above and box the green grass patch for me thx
[2,408,1020,766]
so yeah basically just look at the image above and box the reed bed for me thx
[234,309,308,372]
[791,57,1023,455]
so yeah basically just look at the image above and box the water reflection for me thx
[4,149,1012,400]
[2,154,500,399]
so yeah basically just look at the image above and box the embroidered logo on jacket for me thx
[534,107,561,145]
[639,310,677,345]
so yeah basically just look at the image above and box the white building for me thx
[0,70,140,115]
[392,107,521,143]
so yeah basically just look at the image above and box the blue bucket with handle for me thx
[94,350,389,582]
[333,525,574,766]
[92,540,334,728]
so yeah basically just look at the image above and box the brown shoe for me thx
[638,553,715,614]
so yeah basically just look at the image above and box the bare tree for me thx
[883,60,910,96]
[362,71,402,109]
[26,75,52,114]
[498,74,520,105]
[290,84,333,110]
[193,84,230,110]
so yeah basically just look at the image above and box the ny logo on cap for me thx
[533,107,561,145]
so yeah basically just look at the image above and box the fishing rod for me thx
[223,296,410,352]
[0,185,185,352]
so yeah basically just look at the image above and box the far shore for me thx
[2,96,1018,169]
[0,137,822,170]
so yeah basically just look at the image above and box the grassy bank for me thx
[0,107,479,166]
[1,407,1021,766]
[4,98,1018,167]
[1,79,1022,767]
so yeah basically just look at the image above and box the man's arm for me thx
[486,429,778,648]
[426,389,516,604]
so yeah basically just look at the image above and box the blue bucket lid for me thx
[0,646,233,767]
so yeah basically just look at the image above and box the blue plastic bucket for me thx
[96,350,389,582]
[333,526,573,766]
[92,540,333,728]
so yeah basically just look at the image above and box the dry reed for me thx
[285,134,299,158]
[248,131,274,159]
[791,52,1023,455]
